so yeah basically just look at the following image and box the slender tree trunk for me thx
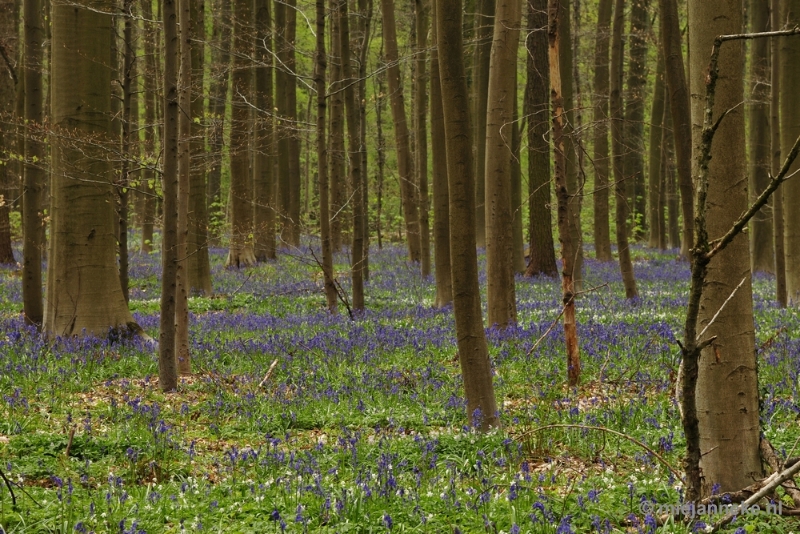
[381,0,422,263]
[772,0,787,307]
[159,0,180,390]
[688,0,761,495]
[118,0,135,304]
[0,0,15,264]
[747,0,773,273]
[356,0,372,280]
[187,0,211,293]
[316,0,336,311]
[374,52,386,250]
[175,0,191,375]
[657,102,669,250]
[285,1,301,247]
[665,103,680,249]
[472,0,494,248]
[484,0,519,328]
[415,0,431,277]
[47,0,140,338]
[274,0,291,245]
[140,0,157,253]
[658,0,693,258]
[430,5,452,307]
[338,0,366,309]
[524,0,558,278]
[328,4,346,251]
[592,0,613,261]
[436,0,500,430]
[23,0,44,326]
[781,0,800,304]
[623,0,648,239]
[206,0,231,229]
[510,91,525,274]
[226,0,256,267]
[647,51,666,249]
[611,0,638,298]
[254,0,276,261]
[549,0,580,386]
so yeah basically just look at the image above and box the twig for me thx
[0,467,15,507]
[65,426,75,458]
[258,359,279,388]
[308,248,354,320]
[695,276,747,343]
[519,423,683,481]
[229,272,253,297]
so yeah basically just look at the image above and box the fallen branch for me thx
[258,359,280,388]
[0,467,15,507]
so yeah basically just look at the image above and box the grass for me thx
[0,242,798,533]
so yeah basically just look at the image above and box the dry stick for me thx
[710,459,800,532]
[522,423,683,481]
[258,358,280,388]
[309,248,354,320]
[0,467,15,507]
[526,283,609,357]
[760,438,800,507]
[695,276,746,343]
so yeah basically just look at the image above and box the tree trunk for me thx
[415,0,431,277]
[338,0,366,309]
[591,0,613,261]
[316,0,337,311]
[284,0,301,247]
[772,0,787,307]
[658,0,693,258]
[47,0,140,339]
[665,102,680,249]
[159,0,180,390]
[510,92,525,274]
[689,0,761,495]
[436,0,500,430]
[430,5,453,308]
[356,0,372,280]
[611,0,638,299]
[226,0,256,267]
[139,0,157,254]
[23,0,44,326]
[472,0,494,248]
[747,0,773,273]
[374,57,385,250]
[0,0,15,264]
[328,3,346,251]
[484,0,519,328]
[206,0,231,230]
[781,0,800,304]
[647,51,666,249]
[549,0,580,386]
[623,0,648,240]
[524,0,558,278]
[254,0,276,261]
[187,0,211,293]
[381,0,422,263]
[118,0,136,304]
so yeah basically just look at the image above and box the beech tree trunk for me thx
[647,52,666,249]
[328,4,346,251]
[284,1,301,247]
[206,0,231,227]
[781,0,800,304]
[610,0,637,299]
[658,0,693,257]
[484,0,519,328]
[772,0,787,307]
[748,0,773,273]
[226,0,256,267]
[139,0,157,253]
[436,0,500,430]
[524,0,558,278]
[472,0,494,248]
[689,0,761,495]
[47,0,140,339]
[430,6,453,308]
[0,0,15,265]
[591,0,613,261]
[22,0,44,326]
[254,0,276,261]
[415,0,431,277]
[381,0,421,263]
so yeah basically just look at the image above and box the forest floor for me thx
[0,242,798,533]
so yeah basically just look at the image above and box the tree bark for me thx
[472,0,494,248]
[47,0,140,339]
[415,0,431,277]
[772,0,787,307]
[226,0,256,267]
[430,10,452,307]
[688,0,761,495]
[623,0,648,239]
[510,92,525,274]
[381,0,421,263]
[748,0,773,273]
[23,0,44,326]
[0,0,15,264]
[524,0,558,278]
[328,3,346,251]
[781,0,800,304]
[484,0,520,328]
[139,0,157,253]
[658,0,693,257]
[549,0,580,386]
[591,0,613,261]
[436,0,500,430]
[254,0,276,261]
[610,0,637,298]
[117,2,135,304]
[206,0,231,230]
[647,51,666,249]
[284,0,300,247]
